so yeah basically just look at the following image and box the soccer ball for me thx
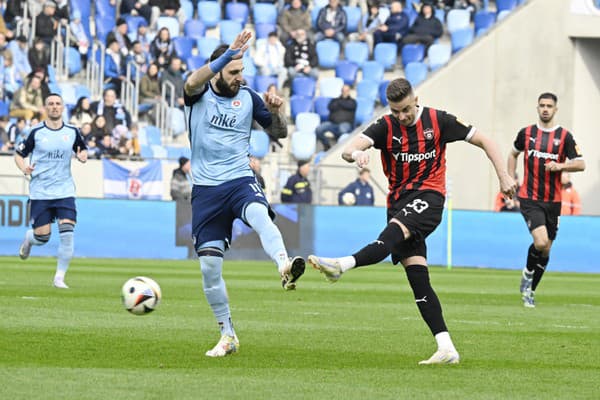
[341,192,357,206]
[121,276,162,315]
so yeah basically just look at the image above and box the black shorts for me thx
[29,197,77,228]
[387,190,445,264]
[518,197,561,240]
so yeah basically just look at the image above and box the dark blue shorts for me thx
[29,197,77,228]
[191,176,273,252]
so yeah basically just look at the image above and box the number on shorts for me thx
[406,198,429,214]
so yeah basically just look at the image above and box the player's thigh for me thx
[55,197,77,224]
[519,198,547,232]
[29,199,56,229]
[388,191,444,237]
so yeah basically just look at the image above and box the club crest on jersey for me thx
[553,139,561,146]
[63,135,69,141]
[231,99,242,108]
[423,128,434,140]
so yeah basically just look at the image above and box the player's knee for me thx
[197,247,224,258]
[34,233,51,244]
[58,222,75,234]
[533,238,551,253]
[377,222,406,251]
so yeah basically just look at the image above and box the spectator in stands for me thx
[264,83,286,118]
[159,56,185,107]
[69,10,90,68]
[284,29,319,81]
[249,156,266,190]
[560,173,581,216]
[104,38,127,97]
[35,1,59,44]
[106,18,133,58]
[281,160,312,204]
[28,38,51,75]
[128,123,141,156]
[54,0,70,23]
[121,0,153,24]
[135,22,152,55]
[0,116,11,151]
[9,75,45,121]
[315,84,357,151]
[170,156,192,201]
[8,35,31,81]
[278,0,312,45]
[91,88,132,132]
[128,40,151,75]
[348,0,390,55]
[3,117,26,151]
[315,0,348,44]
[254,31,287,89]
[373,1,409,46]
[150,27,175,70]
[96,134,121,159]
[401,2,443,50]
[28,68,51,100]
[69,96,95,127]
[440,0,481,18]
[80,122,100,158]
[2,51,21,100]
[111,124,131,158]
[0,32,9,53]
[338,168,375,206]
[140,62,162,102]
[4,0,25,30]
[90,115,110,142]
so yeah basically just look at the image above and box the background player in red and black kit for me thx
[508,92,585,308]
[309,78,517,365]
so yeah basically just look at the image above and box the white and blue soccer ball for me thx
[121,276,162,315]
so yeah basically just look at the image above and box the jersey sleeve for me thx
[247,88,272,129]
[513,128,526,152]
[438,110,474,144]
[72,127,88,152]
[564,131,583,160]
[15,129,35,157]
[361,117,388,149]
[184,83,209,106]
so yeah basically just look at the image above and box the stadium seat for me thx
[254,75,278,93]
[157,16,180,38]
[197,1,222,29]
[335,61,359,86]
[295,112,321,133]
[361,61,385,83]
[65,47,82,76]
[316,39,340,69]
[166,145,187,160]
[95,15,115,44]
[474,11,496,36]
[186,55,207,71]
[427,43,451,71]
[95,0,115,18]
[253,3,278,25]
[290,95,313,121]
[451,27,475,53]
[379,80,390,106]
[58,83,77,106]
[74,84,91,100]
[173,37,195,60]
[446,9,470,33]
[151,144,168,159]
[343,6,362,33]
[354,97,375,126]
[373,42,397,70]
[404,5,418,26]
[319,77,344,98]
[497,10,511,21]
[435,7,445,24]
[404,62,428,86]
[169,108,186,136]
[242,54,257,85]
[344,41,369,67]
[197,37,221,59]
[145,125,162,146]
[225,2,249,25]
[47,65,57,83]
[219,20,242,45]
[313,96,332,122]
[401,43,425,68]
[291,130,316,161]
[255,23,277,39]
[0,100,9,117]
[140,144,153,158]
[356,80,379,102]
[184,19,206,39]
[311,6,323,29]
[496,0,517,12]
[291,76,317,97]
[126,15,147,36]
[180,0,194,19]
[249,130,270,158]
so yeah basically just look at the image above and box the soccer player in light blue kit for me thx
[184,30,305,357]
[15,93,88,289]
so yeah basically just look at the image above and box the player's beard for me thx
[216,72,240,98]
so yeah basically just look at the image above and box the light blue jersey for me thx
[16,122,86,200]
[184,83,272,186]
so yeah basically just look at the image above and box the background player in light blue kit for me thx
[15,93,88,289]
[184,30,305,357]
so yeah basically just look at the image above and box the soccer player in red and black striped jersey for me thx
[507,92,585,308]
[309,78,517,365]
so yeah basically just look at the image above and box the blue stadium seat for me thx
[292,76,316,97]
[166,145,186,160]
[226,2,249,25]
[474,11,496,36]
[497,9,511,21]
[446,9,470,33]
[242,54,257,86]
[451,27,475,53]
[344,41,369,67]
[219,20,242,44]
[311,6,323,29]
[255,23,277,39]
[74,84,91,100]
[356,80,379,102]
[169,108,187,137]
[157,16,180,38]
[0,100,9,117]
[173,37,195,60]
[373,42,397,70]
[126,15,147,36]
[59,83,77,106]
[295,112,321,133]
[379,80,390,106]
[65,47,82,76]
[290,95,313,121]
[95,15,115,44]
[253,3,278,25]
[140,145,153,158]
[404,5,418,26]
[335,61,359,86]
[249,130,270,158]
[197,36,221,59]
[184,19,206,39]
[400,43,425,68]
[313,96,332,122]
[95,0,115,18]
[180,0,195,19]
[198,1,222,28]
[435,7,445,24]
[343,6,362,33]
[427,43,451,71]
[145,125,162,146]
[354,97,375,126]
[319,77,344,98]
[404,61,428,86]
[47,65,57,83]
[316,39,340,69]
[186,55,207,71]
[291,130,316,161]
[254,75,278,93]
[361,61,384,83]
[496,0,517,12]
[151,145,168,159]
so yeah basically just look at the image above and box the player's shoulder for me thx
[62,122,80,132]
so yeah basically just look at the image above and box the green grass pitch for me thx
[1,256,599,399]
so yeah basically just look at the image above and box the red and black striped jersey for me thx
[361,106,474,204]
[513,124,583,203]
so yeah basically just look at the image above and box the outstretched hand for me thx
[76,146,88,163]
[263,92,283,112]
[229,30,252,59]
[499,173,518,199]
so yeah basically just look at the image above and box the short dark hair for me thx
[45,93,63,104]
[210,44,230,62]
[538,92,557,103]
[386,78,413,103]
